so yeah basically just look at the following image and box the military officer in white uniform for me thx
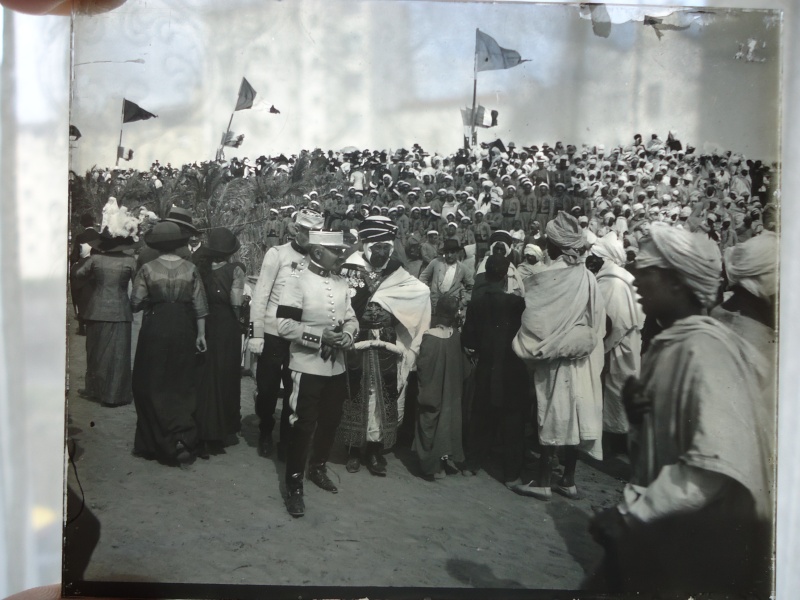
[276,230,359,517]
[248,209,325,459]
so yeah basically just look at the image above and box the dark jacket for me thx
[71,253,137,322]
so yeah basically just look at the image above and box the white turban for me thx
[591,231,626,267]
[546,212,584,257]
[524,243,544,261]
[724,231,778,300]
[636,222,722,308]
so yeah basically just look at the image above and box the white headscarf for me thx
[724,230,778,299]
[523,243,544,262]
[363,240,393,270]
[590,231,626,267]
[636,222,722,308]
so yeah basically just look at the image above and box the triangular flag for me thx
[235,77,257,111]
[476,29,528,72]
[122,99,157,123]
[69,125,82,140]
[269,105,281,114]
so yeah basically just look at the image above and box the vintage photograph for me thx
[64,1,780,597]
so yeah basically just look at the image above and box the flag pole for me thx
[217,110,235,161]
[218,77,242,160]
[116,99,124,167]
[470,29,478,148]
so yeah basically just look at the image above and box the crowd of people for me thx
[69,132,778,594]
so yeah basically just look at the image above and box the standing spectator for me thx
[511,213,605,500]
[588,223,773,594]
[586,233,644,453]
[70,212,99,336]
[192,228,246,457]
[72,226,138,407]
[419,238,474,314]
[130,222,209,464]
[413,296,468,479]
[461,255,528,485]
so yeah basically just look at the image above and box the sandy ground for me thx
[64,311,631,594]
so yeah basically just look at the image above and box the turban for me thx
[523,243,544,261]
[636,222,722,307]
[358,215,397,242]
[488,230,513,257]
[590,232,626,267]
[724,230,777,300]
[546,212,585,257]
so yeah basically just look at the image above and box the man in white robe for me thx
[588,223,773,594]
[586,233,644,441]
[511,212,605,501]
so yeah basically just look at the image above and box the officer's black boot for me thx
[285,472,304,517]
[308,462,338,493]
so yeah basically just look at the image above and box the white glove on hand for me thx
[247,338,265,355]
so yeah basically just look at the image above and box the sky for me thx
[66,0,782,171]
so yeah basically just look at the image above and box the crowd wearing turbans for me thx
[70,131,777,594]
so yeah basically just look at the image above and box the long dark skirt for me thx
[413,331,466,475]
[132,303,199,461]
[85,320,132,406]
[195,304,242,442]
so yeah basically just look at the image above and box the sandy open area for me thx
[64,311,629,596]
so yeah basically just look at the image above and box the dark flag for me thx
[117,146,134,161]
[490,110,499,127]
[476,29,529,72]
[123,99,157,123]
[235,77,257,111]
[482,138,507,154]
[269,105,280,114]
[69,125,82,140]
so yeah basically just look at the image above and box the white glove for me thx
[247,338,265,355]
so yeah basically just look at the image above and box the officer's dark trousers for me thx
[285,371,348,481]
[255,333,292,442]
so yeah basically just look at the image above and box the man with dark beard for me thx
[336,217,431,476]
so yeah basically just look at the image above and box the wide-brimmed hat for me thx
[442,238,461,253]
[87,228,137,253]
[205,227,240,258]
[144,221,191,251]
[162,206,199,234]
[75,227,100,246]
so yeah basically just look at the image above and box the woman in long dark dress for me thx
[191,228,246,457]
[72,229,137,407]
[130,221,209,465]
[413,296,468,479]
